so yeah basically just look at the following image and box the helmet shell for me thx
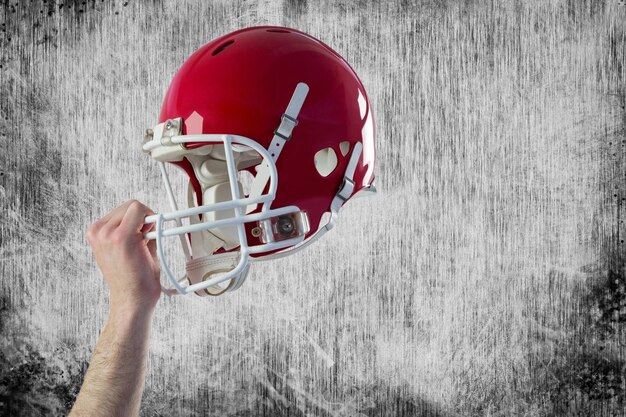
[159,26,375,250]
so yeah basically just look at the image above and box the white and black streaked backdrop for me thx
[1,1,625,416]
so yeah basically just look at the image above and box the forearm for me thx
[69,305,155,417]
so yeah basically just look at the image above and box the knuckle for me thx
[127,200,146,213]
[127,199,145,212]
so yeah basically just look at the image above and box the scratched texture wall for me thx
[1,0,625,416]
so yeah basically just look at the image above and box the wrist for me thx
[108,301,156,333]
[108,288,160,315]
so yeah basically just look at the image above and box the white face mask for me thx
[142,84,312,296]
[141,82,369,297]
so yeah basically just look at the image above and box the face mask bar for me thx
[143,134,308,295]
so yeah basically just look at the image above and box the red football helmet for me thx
[142,26,376,296]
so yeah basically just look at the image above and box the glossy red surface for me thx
[159,26,375,256]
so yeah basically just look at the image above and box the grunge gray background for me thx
[1,0,625,416]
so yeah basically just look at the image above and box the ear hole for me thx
[212,40,234,56]
[339,141,350,157]
[314,147,338,177]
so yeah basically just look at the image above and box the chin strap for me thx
[256,142,363,262]
[248,83,309,202]
[186,252,245,296]
[329,142,362,213]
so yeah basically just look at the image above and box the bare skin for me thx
[69,200,160,417]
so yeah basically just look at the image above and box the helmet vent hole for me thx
[212,40,235,56]
[314,147,338,177]
[267,29,290,33]
[339,141,350,157]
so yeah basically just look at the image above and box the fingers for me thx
[88,200,155,244]
[98,200,137,227]
[120,200,155,234]
[88,201,134,245]
[140,219,156,234]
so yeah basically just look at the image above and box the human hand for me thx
[87,200,161,312]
